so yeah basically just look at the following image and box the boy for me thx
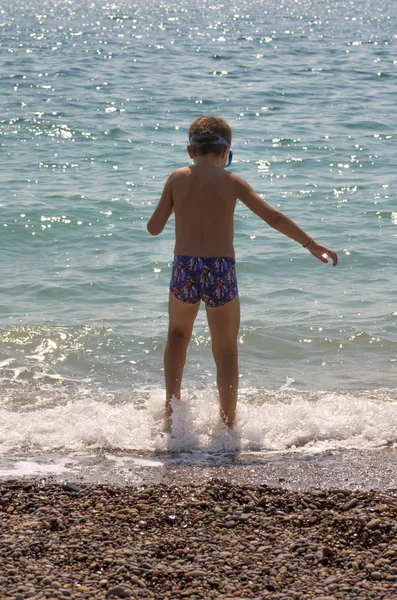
[147,116,338,430]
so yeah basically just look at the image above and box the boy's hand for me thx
[308,240,338,266]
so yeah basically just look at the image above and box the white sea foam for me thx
[0,453,165,479]
[0,387,396,455]
[1,456,72,477]
[0,358,15,368]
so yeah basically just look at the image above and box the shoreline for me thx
[0,478,396,599]
[1,447,397,491]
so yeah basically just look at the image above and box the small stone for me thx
[165,514,176,523]
[224,520,236,528]
[318,546,334,561]
[342,498,359,511]
[370,571,382,580]
[115,508,130,515]
[49,517,61,531]
[137,504,151,512]
[366,519,381,529]
[107,586,131,598]
[62,482,82,493]
[50,582,61,590]
[115,509,137,519]
[27,519,41,528]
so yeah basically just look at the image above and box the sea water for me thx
[0,0,396,480]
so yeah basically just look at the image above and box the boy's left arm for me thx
[147,174,174,235]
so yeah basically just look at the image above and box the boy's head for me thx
[188,116,232,157]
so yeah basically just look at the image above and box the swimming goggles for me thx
[189,133,233,168]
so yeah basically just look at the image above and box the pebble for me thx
[342,497,359,511]
[366,518,382,529]
[224,520,236,528]
[107,586,131,598]
[0,479,396,599]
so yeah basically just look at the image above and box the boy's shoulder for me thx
[169,166,192,180]
[169,167,245,183]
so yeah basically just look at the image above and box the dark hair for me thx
[188,116,232,157]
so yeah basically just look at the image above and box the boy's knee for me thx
[215,346,238,364]
[224,348,238,359]
[168,328,191,343]
[213,339,237,354]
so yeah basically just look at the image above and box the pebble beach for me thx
[1,0,397,597]
[1,478,397,600]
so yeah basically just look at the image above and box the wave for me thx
[0,386,396,455]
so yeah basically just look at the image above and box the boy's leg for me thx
[206,296,240,428]
[164,292,200,428]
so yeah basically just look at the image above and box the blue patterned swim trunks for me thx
[170,255,238,308]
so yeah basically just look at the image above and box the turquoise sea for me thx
[0,0,396,479]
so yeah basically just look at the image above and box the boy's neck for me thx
[192,155,225,169]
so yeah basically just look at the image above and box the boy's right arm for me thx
[147,173,174,236]
[234,175,338,266]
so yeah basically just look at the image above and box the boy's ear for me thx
[187,145,194,159]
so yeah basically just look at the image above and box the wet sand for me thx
[1,447,396,491]
[0,478,396,599]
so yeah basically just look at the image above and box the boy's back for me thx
[147,115,337,431]
[171,164,237,257]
